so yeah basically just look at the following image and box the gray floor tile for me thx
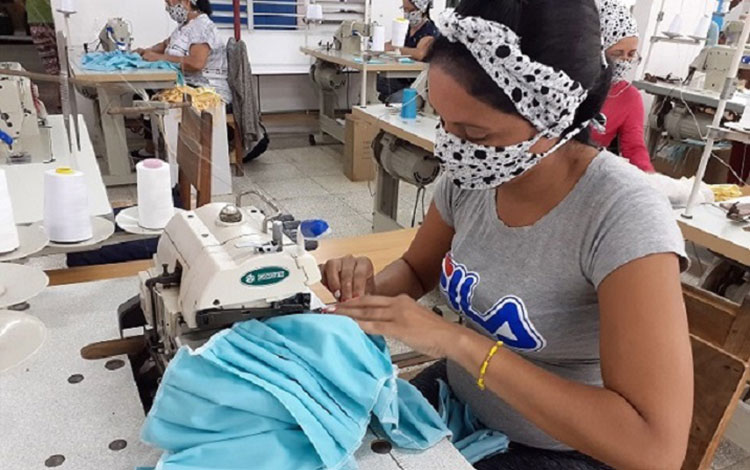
[277,195,360,221]
[255,177,329,200]
[107,185,136,205]
[713,440,750,470]
[290,154,343,177]
[326,214,374,238]
[312,174,371,195]
[242,161,305,183]
[720,458,750,470]
[340,190,376,216]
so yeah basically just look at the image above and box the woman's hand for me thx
[134,48,147,56]
[328,295,462,358]
[141,51,162,62]
[320,255,376,302]
[384,42,396,52]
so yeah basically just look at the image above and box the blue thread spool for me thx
[401,88,418,120]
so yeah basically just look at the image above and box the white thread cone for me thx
[137,159,174,230]
[43,168,92,243]
[0,169,19,254]
[392,19,409,48]
[371,25,386,52]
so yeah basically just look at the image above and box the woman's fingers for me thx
[339,256,357,301]
[333,305,393,323]
[323,259,343,300]
[352,259,374,298]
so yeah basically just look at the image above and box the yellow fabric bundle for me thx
[710,184,743,202]
[155,86,224,112]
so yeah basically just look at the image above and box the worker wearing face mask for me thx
[131,0,232,159]
[591,0,654,172]
[378,0,439,103]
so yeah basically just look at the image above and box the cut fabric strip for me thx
[438,380,510,463]
[141,315,451,470]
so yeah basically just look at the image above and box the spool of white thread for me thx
[392,18,409,48]
[666,14,683,37]
[306,4,323,21]
[57,0,77,14]
[0,169,19,254]
[137,159,174,230]
[43,167,92,243]
[371,25,386,52]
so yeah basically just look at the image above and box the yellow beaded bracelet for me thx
[477,341,504,391]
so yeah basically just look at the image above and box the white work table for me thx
[676,198,750,267]
[2,114,112,225]
[353,104,438,152]
[1,276,472,470]
[301,48,426,143]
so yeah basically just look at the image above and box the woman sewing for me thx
[591,0,654,172]
[131,0,231,159]
[377,0,438,103]
[323,1,692,469]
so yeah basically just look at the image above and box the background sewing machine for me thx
[0,62,53,164]
[333,20,372,55]
[120,202,322,372]
[97,18,133,52]
[688,45,750,91]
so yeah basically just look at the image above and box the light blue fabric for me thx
[438,379,510,463]
[81,51,184,83]
[141,315,451,470]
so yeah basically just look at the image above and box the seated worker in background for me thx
[377,0,438,103]
[592,0,655,172]
[323,0,692,468]
[132,0,232,159]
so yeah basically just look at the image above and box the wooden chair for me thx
[683,285,750,469]
[177,105,213,209]
[227,113,245,177]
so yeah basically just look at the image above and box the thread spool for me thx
[666,14,683,37]
[0,169,19,254]
[401,88,418,120]
[136,159,174,230]
[371,25,386,52]
[57,0,77,14]
[306,4,323,21]
[43,167,92,243]
[693,15,711,39]
[392,18,409,48]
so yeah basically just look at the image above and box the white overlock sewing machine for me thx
[0,62,52,163]
[334,20,372,55]
[98,18,133,52]
[119,202,322,371]
[688,20,750,91]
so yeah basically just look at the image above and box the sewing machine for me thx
[121,203,322,370]
[98,18,133,52]
[0,62,52,163]
[689,45,750,91]
[334,20,372,55]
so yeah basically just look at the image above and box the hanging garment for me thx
[141,314,451,470]
[226,38,267,162]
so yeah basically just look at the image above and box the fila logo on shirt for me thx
[440,254,547,352]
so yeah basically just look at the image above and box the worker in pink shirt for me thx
[593,0,655,173]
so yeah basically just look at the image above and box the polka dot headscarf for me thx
[437,12,589,137]
[600,0,639,50]
[410,0,432,13]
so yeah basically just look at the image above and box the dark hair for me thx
[192,0,213,15]
[426,0,611,144]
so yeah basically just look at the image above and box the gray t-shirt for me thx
[166,14,232,104]
[433,151,687,450]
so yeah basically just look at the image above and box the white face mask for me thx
[406,10,424,27]
[434,123,584,190]
[167,3,189,24]
[612,59,635,82]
